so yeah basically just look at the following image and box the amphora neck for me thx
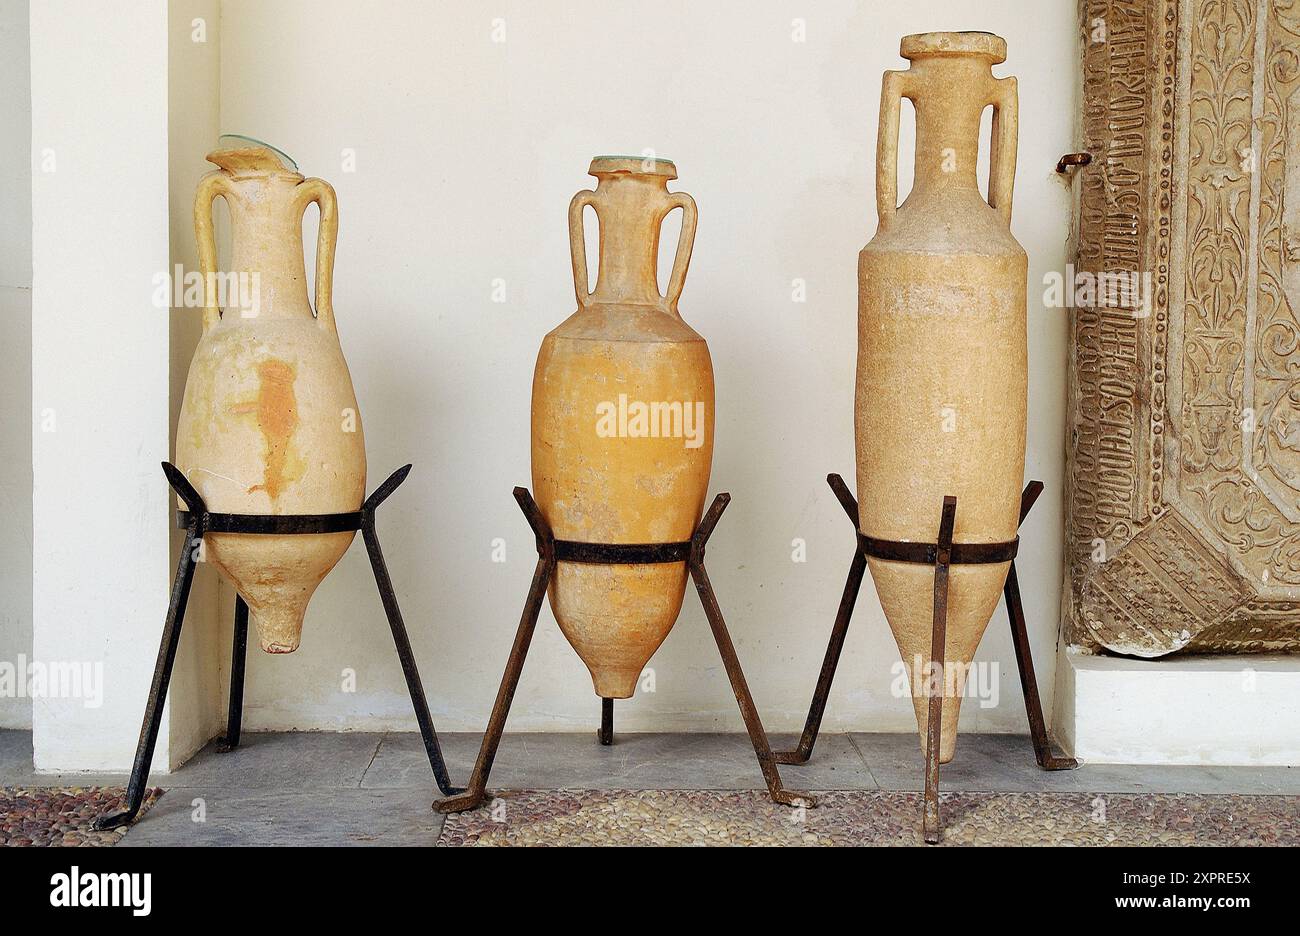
[900,33,1004,198]
[581,157,685,308]
[203,146,315,321]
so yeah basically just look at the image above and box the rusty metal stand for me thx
[774,473,1077,843]
[599,697,614,746]
[93,461,460,831]
[435,487,814,813]
[214,594,249,753]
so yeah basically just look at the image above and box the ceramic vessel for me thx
[532,156,714,699]
[175,142,366,653]
[856,33,1026,761]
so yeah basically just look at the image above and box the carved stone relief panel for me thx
[1067,0,1300,655]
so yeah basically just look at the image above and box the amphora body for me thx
[532,157,714,699]
[856,34,1027,761]
[175,144,365,653]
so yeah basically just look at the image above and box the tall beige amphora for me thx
[856,33,1026,762]
[175,142,366,653]
[532,156,714,699]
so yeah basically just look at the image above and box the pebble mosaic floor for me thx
[437,789,1300,846]
[1,787,162,847]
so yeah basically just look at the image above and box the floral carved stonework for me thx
[1066,0,1300,655]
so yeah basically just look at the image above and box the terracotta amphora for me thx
[532,156,714,699]
[175,141,366,653]
[856,33,1026,762]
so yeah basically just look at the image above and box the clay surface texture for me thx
[857,33,1027,761]
[531,157,714,699]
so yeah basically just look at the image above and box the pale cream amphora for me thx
[531,156,714,699]
[856,34,1027,761]
[175,140,366,653]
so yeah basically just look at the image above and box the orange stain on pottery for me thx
[243,359,300,500]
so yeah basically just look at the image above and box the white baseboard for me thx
[1054,648,1300,766]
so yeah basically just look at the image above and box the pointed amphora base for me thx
[208,530,354,654]
[549,561,688,700]
[869,557,1009,763]
[587,665,644,700]
[247,601,310,654]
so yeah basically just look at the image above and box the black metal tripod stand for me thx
[434,487,813,814]
[773,474,1076,843]
[93,462,461,830]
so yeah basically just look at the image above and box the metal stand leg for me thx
[362,465,462,797]
[93,464,206,831]
[438,488,811,812]
[775,474,866,765]
[98,461,460,829]
[922,496,956,844]
[215,596,248,753]
[780,476,1075,837]
[1006,482,1078,772]
[689,494,813,808]
[436,488,554,813]
[599,698,614,746]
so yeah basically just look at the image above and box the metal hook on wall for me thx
[1056,152,1092,174]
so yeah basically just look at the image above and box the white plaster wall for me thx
[30,0,180,770]
[0,0,32,729]
[211,0,1075,734]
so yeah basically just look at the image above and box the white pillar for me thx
[30,0,187,772]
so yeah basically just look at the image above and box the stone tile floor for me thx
[2,729,1295,846]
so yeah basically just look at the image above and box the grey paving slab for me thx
[849,732,1300,794]
[118,787,444,847]
[852,732,1085,792]
[164,731,383,789]
[363,731,879,791]
[1063,761,1300,795]
[0,729,30,779]
[3,729,382,791]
